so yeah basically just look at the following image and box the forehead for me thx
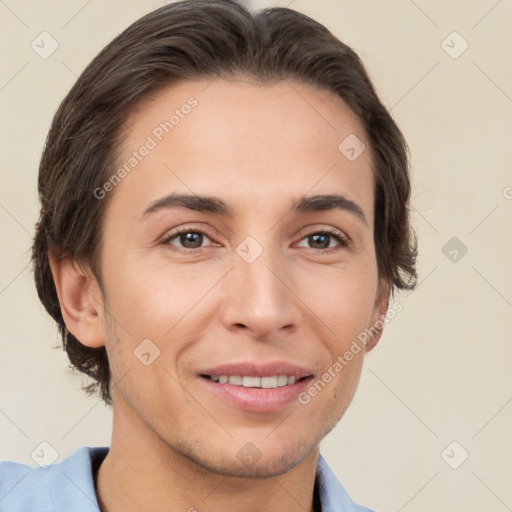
[109,78,374,223]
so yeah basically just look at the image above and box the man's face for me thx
[95,78,387,477]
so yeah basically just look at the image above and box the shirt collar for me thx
[316,454,373,511]
[49,447,371,512]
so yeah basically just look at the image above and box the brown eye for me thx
[298,230,349,250]
[308,233,332,249]
[163,229,212,249]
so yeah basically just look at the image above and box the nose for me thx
[218,242,301,340]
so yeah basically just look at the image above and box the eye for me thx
[297,229,350,251]
[161,226,350,252]
[162,228,214,250]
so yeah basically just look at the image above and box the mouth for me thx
[201,374,309,388]
[197,363,314,412]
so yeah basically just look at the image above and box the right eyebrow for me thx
[142,193,235,217]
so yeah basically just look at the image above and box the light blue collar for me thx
[0,446,375,512]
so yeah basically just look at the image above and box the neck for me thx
[95,401,319,512]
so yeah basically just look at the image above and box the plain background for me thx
[1,1,511,511]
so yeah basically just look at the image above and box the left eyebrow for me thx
[141,192,368,227]
[292,194,368,227]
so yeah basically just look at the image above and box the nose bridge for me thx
[220,234,299,336]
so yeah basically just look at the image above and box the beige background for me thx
[1,1,511,511]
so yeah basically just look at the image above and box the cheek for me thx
[100,255,219,376]
[103,253,204,330]
[297,262,378,337]
[314,268,378,404]
[298,350,365,429]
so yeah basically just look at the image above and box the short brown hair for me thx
[32,0,417,406]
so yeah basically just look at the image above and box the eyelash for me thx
[161,225,351,253]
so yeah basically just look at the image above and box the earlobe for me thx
[48,250,106,348]
[365,279,391,353]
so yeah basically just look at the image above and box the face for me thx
[91,78,388,477]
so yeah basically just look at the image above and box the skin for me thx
[50,78,390,512]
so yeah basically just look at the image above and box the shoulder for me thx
[0,446,108,512]
[316,454,377,512]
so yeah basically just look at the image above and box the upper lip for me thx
[199,361,314,380]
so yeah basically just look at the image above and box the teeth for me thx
[277,375,288,386]
[261,376,277,388]
[242,376,260,387]
[208,375,299,388]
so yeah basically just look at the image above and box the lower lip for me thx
[199,376,313,412]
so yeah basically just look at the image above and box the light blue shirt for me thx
[0,446,375,511]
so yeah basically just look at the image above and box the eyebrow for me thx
[142,192,368,226]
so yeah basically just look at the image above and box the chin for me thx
[173,437,317,479]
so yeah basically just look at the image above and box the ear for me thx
[365,278,391,353]
[48,250,106,348]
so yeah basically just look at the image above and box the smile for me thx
[199,374,314,412]
[203,375,300,388]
